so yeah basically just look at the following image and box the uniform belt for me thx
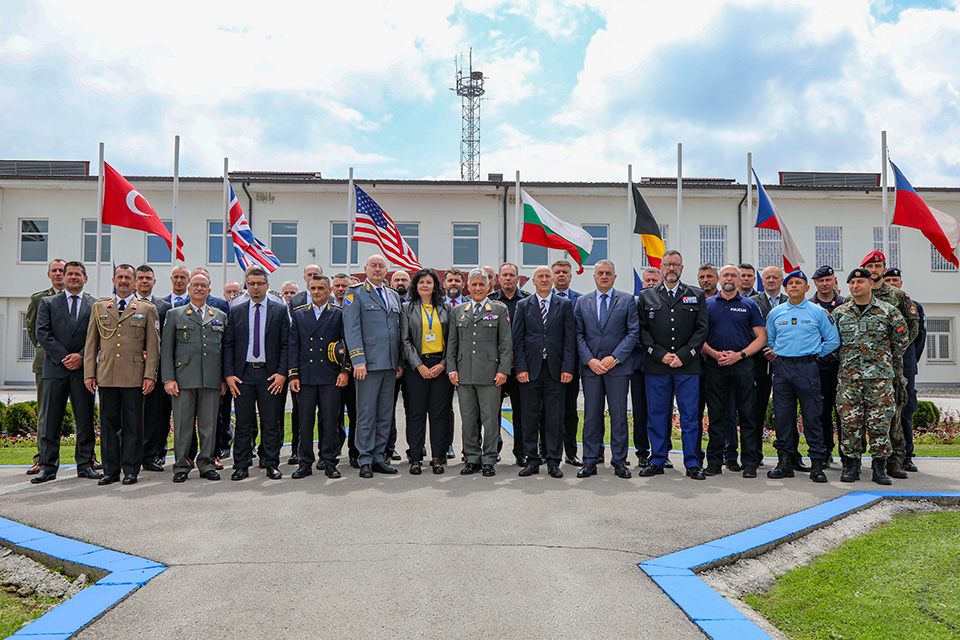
[246,361,267,368]
[780,354,817,363]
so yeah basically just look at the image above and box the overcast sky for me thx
[2,0,959,186]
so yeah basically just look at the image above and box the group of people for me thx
[23,245,924,487]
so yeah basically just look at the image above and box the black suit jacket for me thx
[36,292,96,379]
[512,294,576,381]
[289,290,308,311]
[637,282,708,376]
[224,299,290,380]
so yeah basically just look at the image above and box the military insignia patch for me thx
[828,315,836,325]
[792,318,797,325]
[345,294,353,306]
[896,325,905,333]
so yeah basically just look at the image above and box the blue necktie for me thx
[377,287,386,307]
[599,293,609,330]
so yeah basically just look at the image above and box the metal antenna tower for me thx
[454,49,484,182]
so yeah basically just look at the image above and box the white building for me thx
[1,167,957,386]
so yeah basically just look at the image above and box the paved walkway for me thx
[2,424,959,639]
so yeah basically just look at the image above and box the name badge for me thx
[682,296,697,304]
[425,333,437,343]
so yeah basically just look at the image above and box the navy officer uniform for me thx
[765,270,841,481]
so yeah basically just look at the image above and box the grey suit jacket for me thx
[400,299,452,369]
[161,304,227,390]
[36,292,96,380]
[445,299,512,385]
[574,288,639,377]
[342,281,401,371]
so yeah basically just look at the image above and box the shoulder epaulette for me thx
[349,282,364,288]
[293,302,311,311]
[98,296,112,302]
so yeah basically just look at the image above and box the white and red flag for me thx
[102,162,184,260]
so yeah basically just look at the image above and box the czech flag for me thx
[754,169,805,272]
[891,162,960,268]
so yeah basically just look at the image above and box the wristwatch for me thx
[740,350,747,360]
[612,356,621,366]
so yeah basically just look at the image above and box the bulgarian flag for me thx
[520,188,593,273]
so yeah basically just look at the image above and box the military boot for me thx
[840,457,861,483]
[887,460,908,479]
[809,459,828,483]
[767,451,795,479]
[871,457,892,486]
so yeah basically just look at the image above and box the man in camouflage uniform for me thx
[860,250,920,479]
[834,267,911,485]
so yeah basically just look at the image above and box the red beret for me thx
[861,250,886,266]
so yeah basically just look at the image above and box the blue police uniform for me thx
[765,297,841,469]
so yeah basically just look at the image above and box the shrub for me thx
[2,402,36,437]
[913,401,941,432]
[61,404,76,437]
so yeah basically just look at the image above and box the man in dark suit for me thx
[574,260,639,479]
[224,266,289,480]
[134,265,173,472]
[288,264,323,311]
[551,259,583,466]
[288,274,349,479]
[513,266,575,478]
[638,250,709,480]
[161,265,191,308]
[32,261,101,483]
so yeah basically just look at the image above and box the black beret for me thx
[847,267,872,283]
[812,265,834,279]
[884,267,902,278]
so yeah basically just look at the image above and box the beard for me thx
[446,286,461,298]
[395,285,408,296]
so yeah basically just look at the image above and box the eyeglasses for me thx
[662,263,683,269]
[188,283,210,289]
[247,281,268,287]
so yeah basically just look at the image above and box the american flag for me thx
[228,182,281,273]
[353,185,421,271]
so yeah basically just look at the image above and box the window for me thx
[699,225,726,266]
[815,226,842,271]
[931,246,959,272]
[331,222,359,266]
[452,223,480,266]
[146,220,174,264]
[82,220,111,263]
[522,242,548,266]
[207,221,236,264]
[926,317,954,363]
[638,225,669,268]
[19,219,48,263]
[873,227,900,269]
[757,228,782,271]
[582,224,608,266]
[270,221,298,265]
[19,311,34,362]
[395,223,420,258]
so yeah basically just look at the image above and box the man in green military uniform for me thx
[834,268,911,485]
[860,250,919,479]
[25,258,67,474]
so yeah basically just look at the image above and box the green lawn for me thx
[745,511,960,639]
[0,589,58,638]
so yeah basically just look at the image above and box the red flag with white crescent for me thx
[102,162,184,260]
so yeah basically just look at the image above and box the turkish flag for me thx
[102,162,184,260]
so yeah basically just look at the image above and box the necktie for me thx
[376,287,386,307]
[557,291,566,297]
[69,295,78,319]
[451,299,457,309]
[669,289,675,302]
[118,298,126,313]
[599,292,609,330]
[474,303,482,319]
[540,298,548,325]
[175,295,184,307]
[253,303,261,359]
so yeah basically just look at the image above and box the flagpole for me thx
[881,130,889,258]
[172,135,180,265]
[627,164,634,269]
[676,143,682,257]
[515,170,522,264]
[96,142,104,297]
[222,157,229,291]
[348,166,354,272]
[747,152,754,265]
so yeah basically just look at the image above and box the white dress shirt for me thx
[246,300,268,363]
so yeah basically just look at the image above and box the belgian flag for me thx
[632,185,665,268]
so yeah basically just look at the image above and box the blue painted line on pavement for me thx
[639,491,960,640]
[0,516,166,639]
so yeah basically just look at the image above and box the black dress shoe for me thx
[481,464,496,477]
[265,466,282,480]
[515,456,527,467]
[518,463,540,476]
[218,449,231,460]
[316,459,327,470]
[724,459,742,472]
[903,459,919,472]
[287,455,300,466]
[460,463,479,475]
[639,464,664,477]
[663,458,674,469]
[98,475,120,486]
[686,466,706,480]
[77,467,104,480]
[409,462,422,475]
[576,464,598,478]
[390,452,402,461]
[612,463,631,479]
[121,475,138,485]
[371,461,398,475]
[30,470,57,484]
[703,464,723,476]
[258,461,267,469]
[325,465,342,479]
[547,464,563,478]
[349,457,360,469]
[742,467,758,478]
[200,470,221,481]
[359,464,374,478]
[172,472,188,483]
[231,468,249,481]
[447,446,455,459]
[154,455,166,467]
[636,454,649,467]
[142,460,164,472]
[565,456,583,467]
[292,465,312,479]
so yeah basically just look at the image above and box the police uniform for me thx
[834,268,911,483]
[84,296,161,483]
[342,280,401,473]
[765,271,841,481]
[161,303,228,477]
[809,265,844,462]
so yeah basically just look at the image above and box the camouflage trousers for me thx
[888,373,908,464]
[838,377,895,459]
